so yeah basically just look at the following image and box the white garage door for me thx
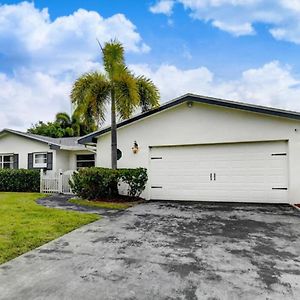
[149,141,288,203]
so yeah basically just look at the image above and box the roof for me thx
[0,128,87,150]
[78,93,300,144]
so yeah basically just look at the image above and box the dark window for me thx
[76,154,95,169]
[0,154,14,169]
[77,154,95,161]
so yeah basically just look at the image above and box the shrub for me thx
[119,168,148,197]
[70,167,148,199]
[70,167,120,200]
[0,169,40,192]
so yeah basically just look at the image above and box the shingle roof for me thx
[0,129,86,150]
[78,93,300,144]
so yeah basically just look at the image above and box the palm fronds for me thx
[136,76,160,112]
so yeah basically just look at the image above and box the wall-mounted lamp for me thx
[132,141,139,154]
[187,101,193,108]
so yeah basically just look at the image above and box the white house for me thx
[79,93,300,204]
[0,129,96,171]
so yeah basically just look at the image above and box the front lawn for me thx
[0,192,99,264]
[69,198,139,210]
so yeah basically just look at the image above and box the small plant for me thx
[119,168,148,197]
[70,167,148,199]
[0,169,40,192]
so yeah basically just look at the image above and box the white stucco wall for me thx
[96,102,300,203]
[0,133,55,169]
[55,150,70,171]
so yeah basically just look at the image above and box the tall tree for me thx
[71,40,160,169]
[55,112,72,128]
[28,112,96,138]
[136,76,160,112]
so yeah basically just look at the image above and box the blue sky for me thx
[1,0,300,129]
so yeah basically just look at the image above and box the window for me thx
[76,154,95,169]
[117,149,122,161]
[0,154,14,169]
[33,153,47,168]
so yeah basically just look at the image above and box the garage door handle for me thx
[214,173,216,181]
[210,173,212,181]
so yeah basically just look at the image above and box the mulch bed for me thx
[295,204,300,208]
[92,195,144,203]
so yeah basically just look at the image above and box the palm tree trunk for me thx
[111,89,118,170]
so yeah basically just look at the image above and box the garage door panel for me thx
[150,141,288,203]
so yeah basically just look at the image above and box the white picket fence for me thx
[40,169,75,194]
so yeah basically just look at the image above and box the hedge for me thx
[0,169,40,192]
[70,167,148,200]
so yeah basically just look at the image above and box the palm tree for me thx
[55,112,72,128]
[55,112,97,137]
[136,76,160,112]
[71,40,160,169]
[71,112,97,136]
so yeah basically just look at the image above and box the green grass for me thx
[69,198,138,210]
[0,192,99,264]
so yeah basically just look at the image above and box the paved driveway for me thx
[0,202,299,300]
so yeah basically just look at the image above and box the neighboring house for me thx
[0,129,96,171]
[79,93,300,204]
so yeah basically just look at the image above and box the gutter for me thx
[59,146,94,151]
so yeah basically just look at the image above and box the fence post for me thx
[58,169,63,194]
[40,169,43,193]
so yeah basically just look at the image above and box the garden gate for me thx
[40,170,75,194]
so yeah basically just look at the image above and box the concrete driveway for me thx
[0,202,299,300]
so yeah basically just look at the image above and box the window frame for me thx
[0,153,14,169]
[76,154,95,170]
[33,152,48,169]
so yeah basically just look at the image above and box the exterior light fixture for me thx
[132,141,139,154]
[187,101,193,108]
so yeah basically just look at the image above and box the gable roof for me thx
[0,128,87,150]
[78,93,300,144]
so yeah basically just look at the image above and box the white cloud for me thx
[0,71,71,129]
[150,0,175,15]
[131,64,214,100]
[0,2,149,75]
[149,0,300,44]
[280,0,300,12]
[0,2,150,130]
[212,21,254,36]
[131,61,300,111]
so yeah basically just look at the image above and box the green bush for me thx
[0,169,40,192]
[119,168,148,197]
[70,167,119,199]
[70,167,148,199]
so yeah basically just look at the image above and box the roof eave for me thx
[0,129,62,147]
[59,145,88,151]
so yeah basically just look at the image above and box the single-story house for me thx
[0,129,96,171]
[79,93,300,204]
